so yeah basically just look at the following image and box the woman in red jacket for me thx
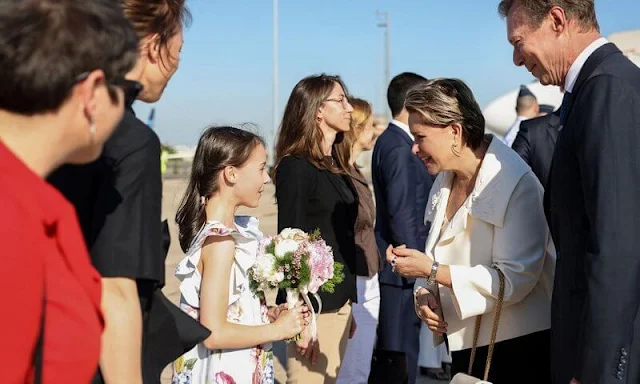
[0,1,139,383]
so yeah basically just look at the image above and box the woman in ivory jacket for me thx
[387,78,555,383]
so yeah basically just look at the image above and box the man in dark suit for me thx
[501,1,640,383]
[370,72,433,384]
[511,109,561,188]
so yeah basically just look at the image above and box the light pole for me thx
[376,10,390,119]
[271,0,279,167]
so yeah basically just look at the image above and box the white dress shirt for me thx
[565,37,609,92]
[503,116,528,147]
[391,119,413,141]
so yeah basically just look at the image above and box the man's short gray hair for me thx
[498,0,599,32]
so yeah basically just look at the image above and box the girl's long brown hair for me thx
[175,126,264,252]
[273,74,354,179]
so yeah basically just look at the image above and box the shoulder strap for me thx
[467,268,505,380]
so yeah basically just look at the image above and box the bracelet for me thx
[427,261,439,286]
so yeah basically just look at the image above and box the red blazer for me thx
[0,142,103,383]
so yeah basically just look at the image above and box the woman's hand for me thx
[295,326,320,365]
[415,287,448,335]
[386,245,432,278]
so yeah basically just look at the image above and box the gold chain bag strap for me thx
[450,268,505,384]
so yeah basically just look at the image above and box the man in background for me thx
[370,72,433,384]
[503,85,539,146]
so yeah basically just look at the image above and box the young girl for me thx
[173,126,308,384]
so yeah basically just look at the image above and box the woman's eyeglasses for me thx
[324,95,351,108]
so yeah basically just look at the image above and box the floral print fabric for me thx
[172,217,274,384]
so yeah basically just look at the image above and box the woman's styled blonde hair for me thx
[348,98,373,140]
[334,97,372,167]
[405,78,485,150]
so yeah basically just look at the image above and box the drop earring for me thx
[451,139,461,157]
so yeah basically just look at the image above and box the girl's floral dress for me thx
[172,216,274,384]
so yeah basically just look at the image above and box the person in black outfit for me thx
[49,1,208,383]
[501,0,640,382]
[274,74,358,384]
[511,109,561,188]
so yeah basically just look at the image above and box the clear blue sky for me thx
[133,0,640,147]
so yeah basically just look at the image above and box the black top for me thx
[48,102,208,383]
[49,104,165,287]
[275,155,358,312]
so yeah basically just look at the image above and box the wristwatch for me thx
[427,261,439,286]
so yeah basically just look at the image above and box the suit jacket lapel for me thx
[545,112,561,144]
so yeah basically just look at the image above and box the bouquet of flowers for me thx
[249,228,344,341]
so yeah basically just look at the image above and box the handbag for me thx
[450,268,505,384]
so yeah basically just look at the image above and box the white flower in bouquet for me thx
[279,228,308,240]
[274,238,299,259]
[255,253,276,277]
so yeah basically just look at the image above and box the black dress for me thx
[49,100,209,383]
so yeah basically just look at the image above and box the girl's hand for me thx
[273,304,307,340]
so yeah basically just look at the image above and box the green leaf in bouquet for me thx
[298,254,311,288]
[308,228,322,241]
[265,240,276,256]
[249,270,260,293]
[320,262,345,294]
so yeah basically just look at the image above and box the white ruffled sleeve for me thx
[174,222,236,309]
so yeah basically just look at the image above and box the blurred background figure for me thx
[336,97,381,384]
[503,85,539,146]
[0,0,138,382]
[537,104,554,116]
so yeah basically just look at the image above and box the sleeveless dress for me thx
[172,216,274,384]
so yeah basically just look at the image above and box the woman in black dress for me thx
[48,1,206,383]
[273,74,358,384]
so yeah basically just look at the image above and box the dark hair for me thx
[176,126,265,252]
[274,74,353,178]
[405,78,485,150]
[121,0,192,64]
[498,0,599,32]
[0,0,139,115]
[387,72,427,118]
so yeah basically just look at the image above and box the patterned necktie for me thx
[559,91,573,125]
